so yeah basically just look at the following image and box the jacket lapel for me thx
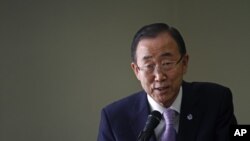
[177,81,200,141]
[129,91,157,141]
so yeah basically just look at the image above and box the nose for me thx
[153,66,167,82]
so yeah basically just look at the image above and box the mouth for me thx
[154,86,169,93]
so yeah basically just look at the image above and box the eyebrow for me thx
[142,52,173,61]
[160,52,173,57]
[142,55,153,61]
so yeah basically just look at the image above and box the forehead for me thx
[136,32,180,61]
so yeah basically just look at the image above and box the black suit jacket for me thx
[97,81,237,141]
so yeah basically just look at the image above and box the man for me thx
[97,23,237,141]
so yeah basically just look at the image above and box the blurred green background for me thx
[1,0,249,141]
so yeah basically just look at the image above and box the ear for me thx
[131,62,141,81]
[182,54,189,74]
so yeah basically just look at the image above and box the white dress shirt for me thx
[147,86,182,141]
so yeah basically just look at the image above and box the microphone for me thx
[137,110,162,141]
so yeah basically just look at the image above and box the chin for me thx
[159,93,175,104]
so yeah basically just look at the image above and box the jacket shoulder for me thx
[183,81,233,104]
[102,91,146,116]
[186,81,231,93]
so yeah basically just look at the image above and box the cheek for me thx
[167,69,184,82]
[167,70,180,79]
[140,75,154,88]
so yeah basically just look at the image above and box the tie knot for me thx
[163,108,175,125]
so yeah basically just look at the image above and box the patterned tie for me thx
[161,109,176,141]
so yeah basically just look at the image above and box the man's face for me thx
[131,32,188,107]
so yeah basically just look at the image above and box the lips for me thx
[155,87,166,90]
[154,86,169,91]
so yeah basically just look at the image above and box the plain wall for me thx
[1,0,249,141]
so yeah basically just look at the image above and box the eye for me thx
[162,61,173,66]
[145,64,155,69]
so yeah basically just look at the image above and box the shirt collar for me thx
[147,86,182,114]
